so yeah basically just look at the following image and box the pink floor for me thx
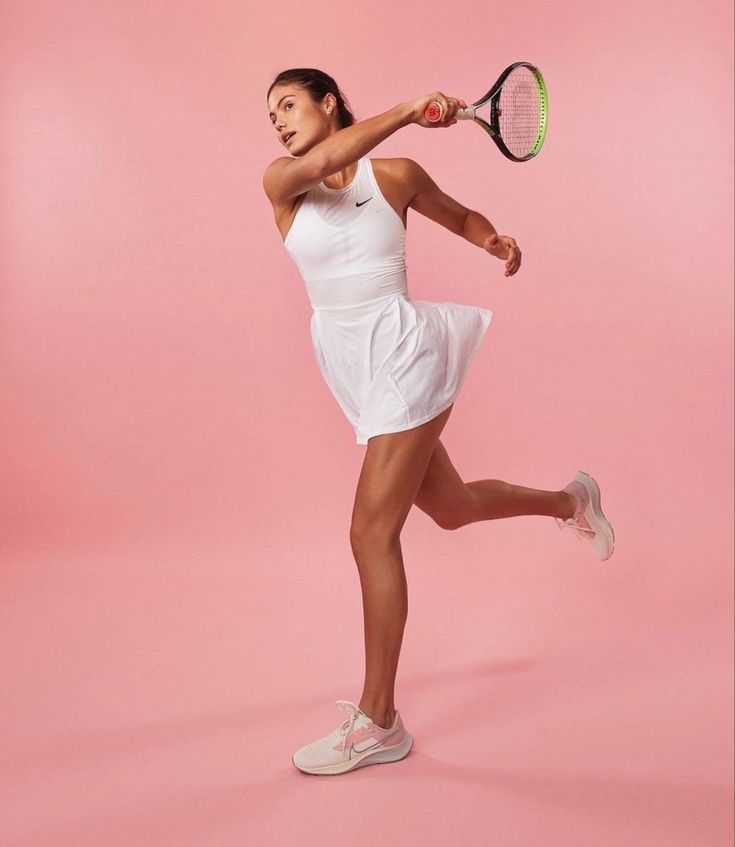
[3,471,733,846]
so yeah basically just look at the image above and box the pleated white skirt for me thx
[310,291,492,445]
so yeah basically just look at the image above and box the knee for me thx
[349,518,401,558]
[435,514,464,531]
[433,493,478,531]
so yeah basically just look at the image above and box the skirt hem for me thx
[356,398,458,445]
[355,307,492,445]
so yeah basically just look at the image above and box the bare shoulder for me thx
[375,157,436,198]
[262,156,292,203]
[383,158,469,234]
[370,157,450,228]
[373,156,418,181]
[371,157,426,201]
[263,153,331,210]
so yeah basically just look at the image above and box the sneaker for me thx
[556,471,615,561]
[292,699,414,775]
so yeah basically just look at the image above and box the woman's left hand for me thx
[483,233,521,277]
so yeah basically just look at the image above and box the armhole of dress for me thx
[284,190,310,246]
[365,159,406,232]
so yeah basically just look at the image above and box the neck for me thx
[322,159,359,189]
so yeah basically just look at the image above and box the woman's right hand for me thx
[408,92,468,128]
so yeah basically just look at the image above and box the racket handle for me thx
[424,102,477,122]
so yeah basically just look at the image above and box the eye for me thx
[271,102,293,124]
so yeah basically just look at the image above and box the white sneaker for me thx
[292,700,413,776]
[556,471,615,561]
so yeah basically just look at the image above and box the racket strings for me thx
[498,66,546,159]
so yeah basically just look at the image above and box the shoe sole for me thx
[292,731,414,775]
[577,471,615,561]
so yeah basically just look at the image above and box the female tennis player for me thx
[264,68,615,775]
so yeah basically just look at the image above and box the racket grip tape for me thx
[424,102,476,122]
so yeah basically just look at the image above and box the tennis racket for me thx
[424,62,548,162]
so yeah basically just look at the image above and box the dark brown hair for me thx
[267,68,356,129]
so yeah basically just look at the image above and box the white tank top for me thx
[283,156,408,310]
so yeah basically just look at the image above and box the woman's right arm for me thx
[263,102,414,206]
[313,101,415,177]
[263,94,462,205]
[319,93,463,171]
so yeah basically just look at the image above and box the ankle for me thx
[373,711,396,730]
[559,491,577,520]
[360,703,396,729]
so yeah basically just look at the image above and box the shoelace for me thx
[332,700,367,752]
[555,513,596,542]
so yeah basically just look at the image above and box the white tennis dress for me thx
[284,155,493,445]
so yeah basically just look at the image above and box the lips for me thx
[284,132,296,144]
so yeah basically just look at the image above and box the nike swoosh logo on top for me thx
[355,197,373,207]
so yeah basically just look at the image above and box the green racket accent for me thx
[526,66,548,157]
[506,65,549,159]
[495,63,548,161]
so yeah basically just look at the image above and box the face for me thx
[267,85,334,157]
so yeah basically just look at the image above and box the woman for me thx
[264,68,615,776]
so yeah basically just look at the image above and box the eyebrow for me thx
[269,94,295,119]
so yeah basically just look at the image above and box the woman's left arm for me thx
[403,159,521,277]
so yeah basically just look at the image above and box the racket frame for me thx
[456,61,548,162]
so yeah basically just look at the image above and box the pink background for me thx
[2,1,733,845]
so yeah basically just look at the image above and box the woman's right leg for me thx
[350,406,454,731]
[414,440,576,530]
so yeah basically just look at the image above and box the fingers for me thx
[447,98,458,122]
[486,233,522,275]
[424,93,467,127]
[438,98,453,125]
[442,97,464,126]
[504,239,521,276]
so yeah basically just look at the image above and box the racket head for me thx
[470,62,548,162]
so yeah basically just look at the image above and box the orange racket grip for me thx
[424,101,444,123]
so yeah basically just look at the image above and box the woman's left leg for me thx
[414,439,577,529]
[350,404,454,730]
